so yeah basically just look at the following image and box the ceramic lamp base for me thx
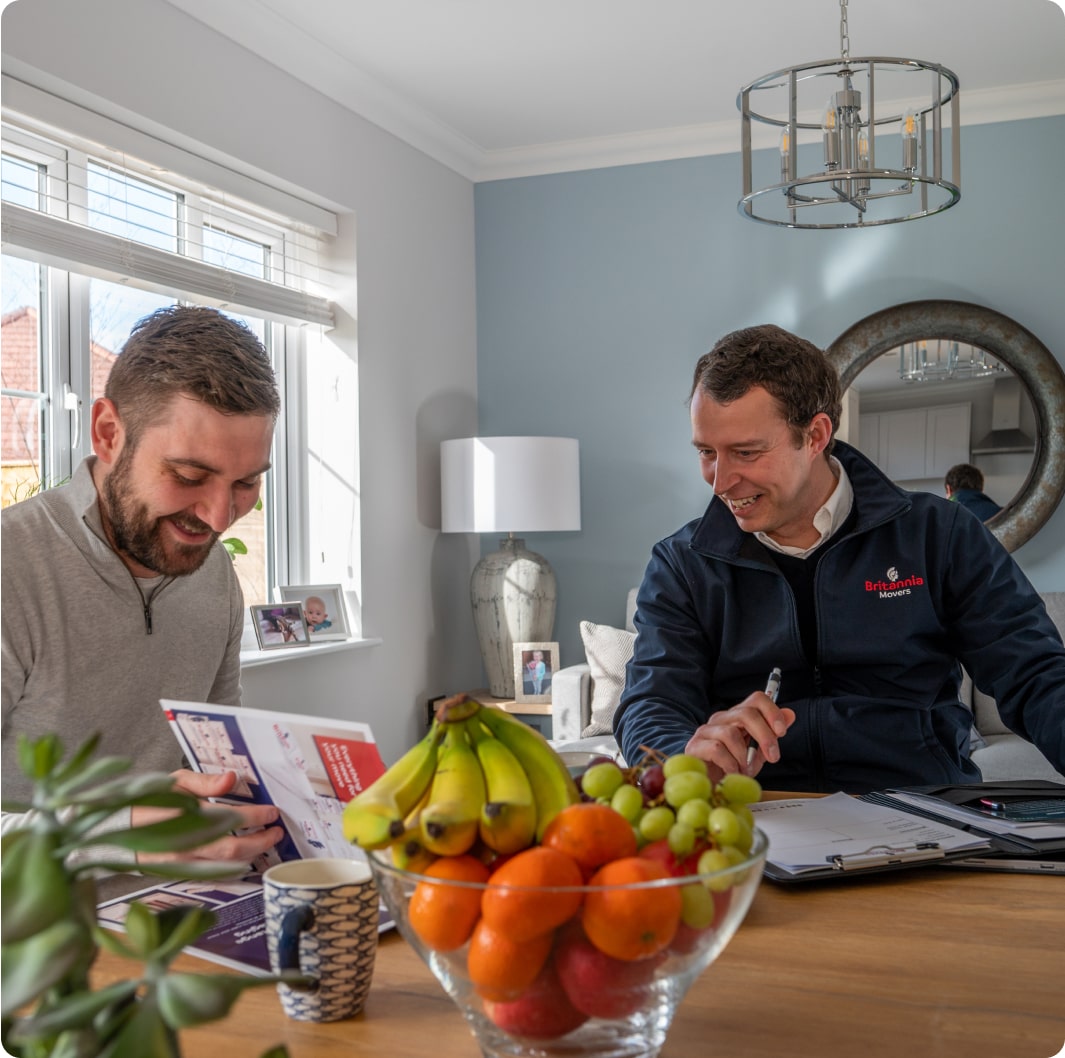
[470,537,556,697]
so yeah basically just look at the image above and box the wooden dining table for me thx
[90,861,1064,1058]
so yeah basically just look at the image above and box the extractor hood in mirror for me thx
[971,377,1035,455]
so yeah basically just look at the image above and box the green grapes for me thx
[582,761,626,800]
[718,772,763,806]
[639,805,676,843]
[679,882,717,929]
[708,806,741,847]
[610,782,645,823]
[588,751,765,901]
[668,820,696,858]
[663,771,713,808]
[697,848,734,892]
[676,798,711,832]
[662,754,709,779]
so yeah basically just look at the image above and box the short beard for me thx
[102,447,218,576]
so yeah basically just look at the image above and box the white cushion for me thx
[579,620,636,737]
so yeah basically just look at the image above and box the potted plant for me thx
[1,732,298,1057]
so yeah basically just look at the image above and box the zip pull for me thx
[144,603,153,635]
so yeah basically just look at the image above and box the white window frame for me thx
[2,116,352,634]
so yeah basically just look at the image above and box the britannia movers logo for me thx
[865,566,925,598]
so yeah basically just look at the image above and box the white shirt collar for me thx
[755,455,853,558]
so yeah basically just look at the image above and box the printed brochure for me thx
[96,699,393,975]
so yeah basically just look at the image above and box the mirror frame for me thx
[826,300,1065,552]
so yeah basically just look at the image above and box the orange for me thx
[407,853,491,951]
[466,918,554,1001]
[541,801,638,880]
[582,857,682,961]
[480,845,584,942]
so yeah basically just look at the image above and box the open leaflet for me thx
[96,700,394,975]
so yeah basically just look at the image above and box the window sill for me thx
[240,636,382,669]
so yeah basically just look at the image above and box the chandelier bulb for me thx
[902,109,919,172]
[779,126,791,183]
[822,99,840,170]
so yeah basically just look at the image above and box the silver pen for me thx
[746,667,782,768]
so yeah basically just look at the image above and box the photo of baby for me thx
[278,584,350,641]
[302,595,333,633]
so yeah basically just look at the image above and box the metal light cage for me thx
[897,339,1007,384]
[738,56,960,228]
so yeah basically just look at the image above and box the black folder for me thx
[862,780,1065,855]
[753,782,1065,884]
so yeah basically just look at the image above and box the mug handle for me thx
[278,903,319,990]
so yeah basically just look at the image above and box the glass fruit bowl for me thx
[369,828,767,1058]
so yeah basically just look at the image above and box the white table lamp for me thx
[441,436,581,698]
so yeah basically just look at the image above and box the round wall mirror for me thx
[826,300,1065,552]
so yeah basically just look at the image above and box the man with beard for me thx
[1,306,284,881]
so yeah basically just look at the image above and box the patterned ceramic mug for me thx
[262,857,379,1022]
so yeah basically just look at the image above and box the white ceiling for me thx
[164,0,1065,180]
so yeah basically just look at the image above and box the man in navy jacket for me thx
[614,325,1065,793]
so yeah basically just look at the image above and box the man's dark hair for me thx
[946,463,985,492]
[104,306,280,445]
[689,324,842,453]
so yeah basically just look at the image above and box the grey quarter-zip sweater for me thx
[1,457,245,876]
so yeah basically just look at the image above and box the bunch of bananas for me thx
[342,694,579,869]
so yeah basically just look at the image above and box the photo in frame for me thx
[513,641,560,704]
[277,584,351,641]
[251,604,310,651]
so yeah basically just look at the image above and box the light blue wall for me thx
[475,116,1065,670]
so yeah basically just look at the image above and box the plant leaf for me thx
[94,925,142,960]
[156,973,284,1030]
[149,906,216,964]
[1,919,92,1016]
[77,858,251,882]
[222,537,248,557]
[18,732,62,781]
[0,828,71,944]
[122,903,161,958]
[50,756,138,800]
[59,772,185,809]
[91,809,241,853]
[48,732,103,786]
[96,996,180,1058]
[9,979,139,1038]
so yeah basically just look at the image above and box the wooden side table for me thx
[428,690,553,738]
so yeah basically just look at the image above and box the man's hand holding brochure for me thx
[96,700,396,974]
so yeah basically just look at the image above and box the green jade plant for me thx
[1,733,301,1058]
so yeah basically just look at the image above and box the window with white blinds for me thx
[1,100,343,610]
[0,119,335,328]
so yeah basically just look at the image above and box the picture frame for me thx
[250,604,311,651]
[277,584,351,641]
[513,641,560,704]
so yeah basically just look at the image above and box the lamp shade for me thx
[441,436,581,534]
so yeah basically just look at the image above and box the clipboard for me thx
[750,793,995,884]
[861,781,1065,856]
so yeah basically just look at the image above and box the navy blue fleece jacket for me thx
[614,443,1065,793]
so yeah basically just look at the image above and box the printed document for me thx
[750,792,990,876]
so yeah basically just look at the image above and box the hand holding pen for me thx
[746,666,783,771]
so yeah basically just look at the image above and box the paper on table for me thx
[750,792,990,875]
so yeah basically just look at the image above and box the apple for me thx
[638,836,708,877]
[482,959,588,1039]
[639,838,732,949]
[555,923,661,1020]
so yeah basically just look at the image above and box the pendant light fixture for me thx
[738,0,961,228]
